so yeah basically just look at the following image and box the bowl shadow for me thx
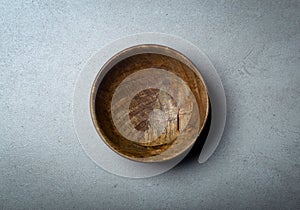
[175,102,212,166]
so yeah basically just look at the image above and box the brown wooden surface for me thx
[91,49,209,162]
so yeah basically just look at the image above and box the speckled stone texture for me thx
[1,0,299,209]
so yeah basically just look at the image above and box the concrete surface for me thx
[1,0,299,209]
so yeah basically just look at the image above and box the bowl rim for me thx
[89,44,209,162]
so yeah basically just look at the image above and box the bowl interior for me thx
[91,45,209,162]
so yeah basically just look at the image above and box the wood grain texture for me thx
[91,46,209,162]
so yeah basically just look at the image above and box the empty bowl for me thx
[90,44,209,162]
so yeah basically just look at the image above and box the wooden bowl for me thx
[90,44,209,162]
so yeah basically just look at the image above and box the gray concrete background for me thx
[1,0,299,209]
